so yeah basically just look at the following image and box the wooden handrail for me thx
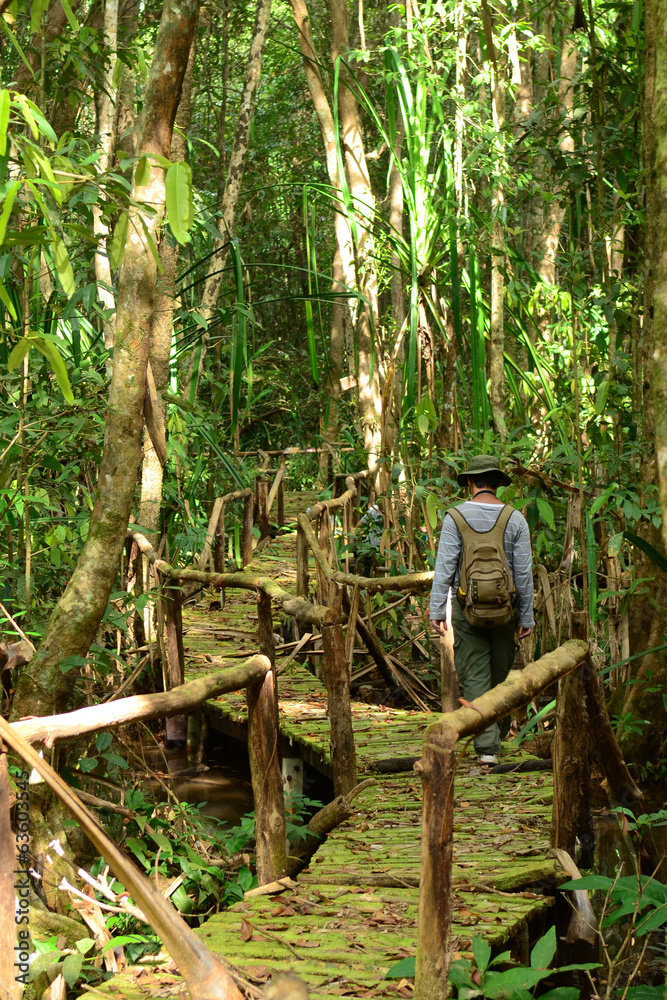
[12,656,271,744]
[414,639,589,1000]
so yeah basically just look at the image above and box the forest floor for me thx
[98,491,559,999]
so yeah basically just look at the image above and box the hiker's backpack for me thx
[448,505,517,628]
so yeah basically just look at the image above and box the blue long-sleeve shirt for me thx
[429,501,535,628]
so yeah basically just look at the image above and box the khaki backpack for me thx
[448,505,517,628]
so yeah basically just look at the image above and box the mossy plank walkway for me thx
[175,493,557,995]
[98,491,556,998]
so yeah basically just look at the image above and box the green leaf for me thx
[28,951,62,980]
[15,93,38,138]
[58,0,80,32]
[385,956,416,979]
[31,0,50,33]
[0,89,10,156]
[165,161,193,244]
[62,952,83,987]
[425,493,439,530]
[607,531,624,558]
[0,180,21,245]
[589,482,619,516]
[595,378,610,415]
[134,154,151,186]
[483,967,550,997]
[472,936,492,974]
[53,234,76,297]
[147,829,173,853]
[0,277,17,320]
[535,497,555,530]
[109,211,129,270]
[624,530,667,573]
[75,937,96,955]
[625,988,666,1000]
[417,413,430,435]
[100,934,149,954]
[7,338,32,372]
[33,336,74,403]
[77,757,98,773]
[530,926,557,969]
[171,884,193,913]
[560,875,614,890]
[95,732,113,752]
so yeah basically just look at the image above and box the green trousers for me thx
[451,599,518,755]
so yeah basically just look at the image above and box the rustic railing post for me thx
[296,522,309,598]
[257,478,269,540]
[213,502,226,574]
[242,492,254,567]
[414,728,456,1000]
[551,610,593,865]
[278,453,286,526]
[247,591,287,884]
[163,579,187,748]
[322,582,357,797]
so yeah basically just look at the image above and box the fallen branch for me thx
[286,778,376,877]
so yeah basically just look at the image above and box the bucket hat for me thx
[456,454,512,489]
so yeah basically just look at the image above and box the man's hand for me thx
[432,619,448,636]
[516,625,532,640]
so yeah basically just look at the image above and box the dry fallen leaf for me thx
[241,917,254,941]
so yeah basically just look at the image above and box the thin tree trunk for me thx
[185,0,272,401]
[481,0,507,438]
[139,31,198,541]
[289,0,356,454]
[11,0,200,722]
[92,0,120,354]
[330,0,382,481]
[535,35,577,287]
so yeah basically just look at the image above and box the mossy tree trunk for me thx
[11,0,200,723]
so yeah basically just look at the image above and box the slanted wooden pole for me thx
[257,478,269,539]
[0,741,19,1000]
[551,611,593,865]
[440,593,458,712]
[248,592,287,884]
[296,523,309,598]
[163,579,187,748]
[242,492,254,567]
[322,582,357,797]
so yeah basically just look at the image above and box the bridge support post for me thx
[248,591,287,884]
[257,479,269,540]
[296,524,309,598]
[551,611,593,865]
[323,582,357,797]
[242,493,254,567]
[414,734,456,1000]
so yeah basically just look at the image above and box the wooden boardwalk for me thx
[179,496,558,997]
[99,490,558,998]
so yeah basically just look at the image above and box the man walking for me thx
[430,455,534,765]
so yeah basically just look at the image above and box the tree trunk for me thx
[139,30,198,541]
[92,0,120,355]
[11,0,200,722]
[185,0,272,400]
[330,0,382,481]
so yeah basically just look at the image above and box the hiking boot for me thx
[478,754,498,766]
